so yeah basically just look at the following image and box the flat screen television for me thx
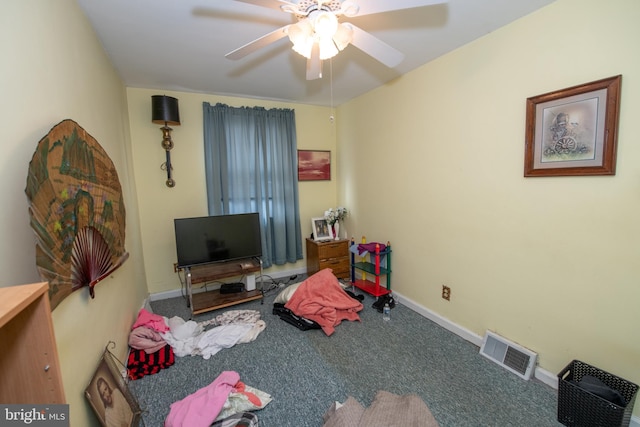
[174,213,262,268]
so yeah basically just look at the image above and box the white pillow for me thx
[274,282,302,304]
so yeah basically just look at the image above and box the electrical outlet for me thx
[442,285,451,301]
[173,263,179,273]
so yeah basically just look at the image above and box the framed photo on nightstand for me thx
[311,217,333,241]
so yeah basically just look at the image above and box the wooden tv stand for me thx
[183,257,263,316]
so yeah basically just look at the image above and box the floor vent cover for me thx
[479,331,537,380]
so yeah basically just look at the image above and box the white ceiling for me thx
[77,0,555,107]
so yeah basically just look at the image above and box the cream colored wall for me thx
[4,0,637,423]
[338,0,640,416]
[1,1,148,425]
[126,88,337,294]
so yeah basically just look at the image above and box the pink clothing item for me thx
[128,326,167,354]
[132,308,170,332]
[285,268,362,336]
[165,371,240,427]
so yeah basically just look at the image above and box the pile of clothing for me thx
[165,370,271,427]
[161,311,265,360]
[126,308,266,379]
[127,308,174,380]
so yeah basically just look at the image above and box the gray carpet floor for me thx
[128,284,562,426]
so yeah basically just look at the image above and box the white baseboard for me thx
[396,292,558,386]
[394,292,640,427]
[396,292,561,387]
[140,296,153,311]
[395,292,483,347]
[148,287,187,302]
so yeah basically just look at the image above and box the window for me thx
[203,102,303,268]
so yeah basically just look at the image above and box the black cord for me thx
[256,274,303,295]
[258,274,279,293]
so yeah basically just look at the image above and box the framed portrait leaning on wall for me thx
[85,347,141,427]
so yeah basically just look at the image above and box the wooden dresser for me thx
[306,238,350,280]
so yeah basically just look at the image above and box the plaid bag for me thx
[127,344,175,380]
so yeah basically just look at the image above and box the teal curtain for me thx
[203,102,302,268]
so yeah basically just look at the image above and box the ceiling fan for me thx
[225,0,447,80]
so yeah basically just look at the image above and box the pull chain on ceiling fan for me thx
[225,0,447,80]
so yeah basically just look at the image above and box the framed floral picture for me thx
[524,75,621,177]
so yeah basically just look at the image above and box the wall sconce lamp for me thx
[151,95,180,187]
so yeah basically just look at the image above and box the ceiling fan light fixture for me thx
[338,1,360,17]
[292,39,314,58]
[227,0,446,80]
[318,37,338,60]
[313,11,338,39]
[288,20,314,58]
[289,11,346,61]
[333,23,353,51]
[288,19,312,43]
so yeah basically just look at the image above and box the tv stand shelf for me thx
[183,257,263,316]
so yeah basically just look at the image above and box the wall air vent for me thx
[479,331,537,380]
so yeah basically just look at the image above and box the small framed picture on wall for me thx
[524,75,621,177]
[298,150,331,181]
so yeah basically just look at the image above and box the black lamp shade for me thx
[151,95,180,125]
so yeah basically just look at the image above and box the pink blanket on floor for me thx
[165,371,239,427]
[285,268,362,336]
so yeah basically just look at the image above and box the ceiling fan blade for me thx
[306,43,322,80]
[225,25,290,60]
[348,24,404,68]
[349,0,447,17]
[232,0,298,13]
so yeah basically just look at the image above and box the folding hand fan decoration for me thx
[25,119,129,310]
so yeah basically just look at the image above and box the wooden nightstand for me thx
[306,238,350,280]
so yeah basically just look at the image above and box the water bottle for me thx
[383,302,390,321]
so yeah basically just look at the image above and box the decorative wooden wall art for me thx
[25,119,129,310]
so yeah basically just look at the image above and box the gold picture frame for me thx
[524,75,621,177]
[85,346,141,427]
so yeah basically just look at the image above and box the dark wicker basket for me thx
[558,360,638,427]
